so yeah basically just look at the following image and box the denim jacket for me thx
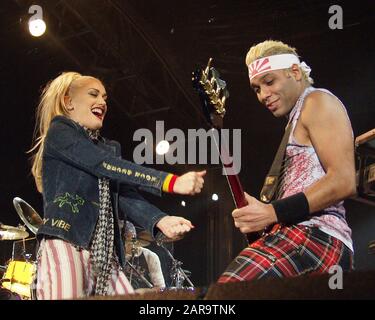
[37,115,171,267]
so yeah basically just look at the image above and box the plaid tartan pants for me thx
[218,224,353,283]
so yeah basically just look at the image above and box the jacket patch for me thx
[53,192,85,213]
[102,162,159,183]
[102,162,133,175]
[43,218,71,232]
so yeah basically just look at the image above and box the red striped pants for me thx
[36,239,134,300]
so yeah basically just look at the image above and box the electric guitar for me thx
[192,58,260,244]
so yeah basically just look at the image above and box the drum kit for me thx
[0,197,43,300]
[124,229,194,290]
[1,197,195,299]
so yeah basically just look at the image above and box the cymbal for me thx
[138,231,184,243]
[126,238,151,248]
[157,233,184,243]
[137,231,154,243]
[125,238,150,255]
[0,224,29,240]
[13,197,43,235]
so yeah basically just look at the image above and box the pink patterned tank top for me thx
[279,87,353,251]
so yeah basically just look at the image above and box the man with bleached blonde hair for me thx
[218,40,356,283]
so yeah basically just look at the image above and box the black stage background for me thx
[0,0,374,287]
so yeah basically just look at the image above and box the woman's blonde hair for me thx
[245,40,314,84]
[29,71,83,192]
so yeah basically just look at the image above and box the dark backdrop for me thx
[1,0,375,286]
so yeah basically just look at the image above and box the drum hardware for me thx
[0,287,21,300]
[138,230,184,244]
[23,253,33,260]
[125,260,154,289]
[137,231,192,288]
[1,260,36,299]
[182,269,192,277]
[137,231,154,243]
[13,197,43,235]
[0,279,10,284]
[353,129,375,206]
[1,236,37,300]
[128,237,151,249]
[124,236,151,265]
[0,198,40,300]
[0,224,29,241]
[156,233,194,289]
[125,236,154,289]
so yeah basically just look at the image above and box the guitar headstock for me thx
[192,58,229,129]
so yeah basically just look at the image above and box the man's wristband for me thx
[271,192,310,225]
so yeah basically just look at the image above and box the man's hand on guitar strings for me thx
[232,192,278,233]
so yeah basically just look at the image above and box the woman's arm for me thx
[45,118,175,196]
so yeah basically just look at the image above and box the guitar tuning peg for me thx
[204,58,213,75]
[221,95,227,108]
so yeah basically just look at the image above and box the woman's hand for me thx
[156,216,194,239]
[173,170,206,195]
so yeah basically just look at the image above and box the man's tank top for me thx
[278,86,353,251]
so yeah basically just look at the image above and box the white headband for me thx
[247,53,311,81]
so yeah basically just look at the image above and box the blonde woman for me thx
[30,72,205,299]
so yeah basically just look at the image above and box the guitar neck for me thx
[192,62,260,244]
[212,129,261,244]
[210,129,247,208]
[225,173,247,208]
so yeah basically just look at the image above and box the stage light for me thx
[28,5,46,37]
[156,140,170,155]
[181,201,186,207]
[28,19,46,37]
[212,193,219,201]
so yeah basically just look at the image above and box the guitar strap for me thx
[260,122,292,203]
